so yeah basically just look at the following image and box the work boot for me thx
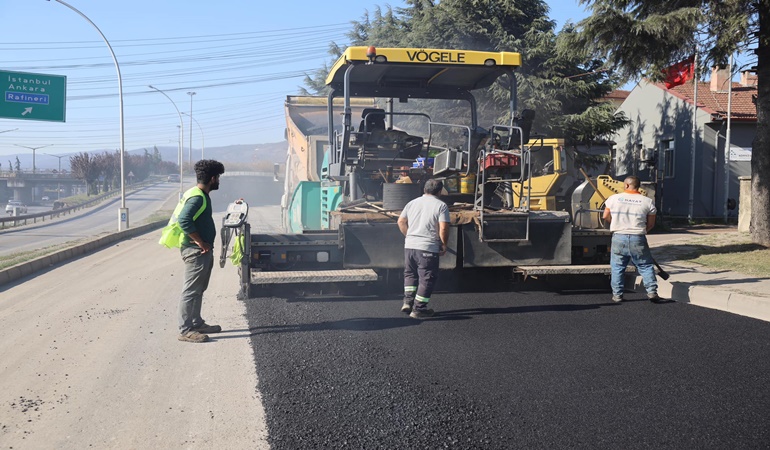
[193,322,222,334]
[648,293,664,304]
[401,294,415,313]
[178,330,209,343]
[410,308,435,319]
[410,301,434,319]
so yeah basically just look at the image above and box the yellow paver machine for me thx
[222,46,644,297]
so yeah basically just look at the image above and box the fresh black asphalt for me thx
[242,283,770,449]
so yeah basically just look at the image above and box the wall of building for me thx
[613,81,753,220]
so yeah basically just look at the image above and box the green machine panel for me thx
[288,181,322,232]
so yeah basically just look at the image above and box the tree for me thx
[70,152,100,195]
[126,153,151,181]
[97,151,120,192]
[303,0,627,154]
[573,0,769,245]
[151,146,163,174]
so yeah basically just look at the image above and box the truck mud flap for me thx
[462,211,571,267]
[341,222,457,269]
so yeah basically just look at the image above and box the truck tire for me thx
[383,183,422,210]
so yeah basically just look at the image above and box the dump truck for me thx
[222,46,648,298]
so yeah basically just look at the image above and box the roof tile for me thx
[658,81,757,121]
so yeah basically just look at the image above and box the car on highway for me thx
[167,174,180,182]
[5,200,28,215]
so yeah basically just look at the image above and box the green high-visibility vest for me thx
[158,187,207,249]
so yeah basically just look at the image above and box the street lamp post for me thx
[13,144,52,174]
[176,126,183,181]
[182,112,204,160]
[42,152,67,173]
[149,85,184,198]
[187,91,196,165]
[42,153,68,199]
[49,0,128,231]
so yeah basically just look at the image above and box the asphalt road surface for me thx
[0,174,281,259]
[246,283,770,449]
[0,182,181,258]
[2,175,770,448]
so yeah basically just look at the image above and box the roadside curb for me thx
[634,273,770,323]
[0,220,166,287]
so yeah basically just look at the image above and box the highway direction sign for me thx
[1,70,66,122]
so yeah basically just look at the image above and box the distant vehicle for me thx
[42,196,50,201]
[167,174,180,182]
[5,200,28,215]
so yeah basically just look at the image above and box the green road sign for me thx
[1,70,66,122]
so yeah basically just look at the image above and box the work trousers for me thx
[610,233,658,297]
[179,245,214,333]
[403,248,440,306]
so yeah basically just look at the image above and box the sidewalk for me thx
[642,226,770,322]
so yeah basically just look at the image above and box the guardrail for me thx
[224,171,273,177]
[0,178,160,229]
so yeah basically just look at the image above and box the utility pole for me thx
[723,54,734,224]
[149,85,184,198]
[182,112,204,160]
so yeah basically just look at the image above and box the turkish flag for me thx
[663,56,695,88]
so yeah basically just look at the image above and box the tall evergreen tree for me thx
[573,0,769,245]
[302,0,626,153]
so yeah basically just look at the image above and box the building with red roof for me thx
[613,68,757,220]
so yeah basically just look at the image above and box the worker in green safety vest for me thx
[176,160,225,343]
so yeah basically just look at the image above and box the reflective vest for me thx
[158,187,207,248]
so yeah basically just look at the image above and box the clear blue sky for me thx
[0,0,590,164]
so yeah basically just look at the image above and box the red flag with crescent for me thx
[663,56,695,88]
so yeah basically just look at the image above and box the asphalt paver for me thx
[244,285,770,449]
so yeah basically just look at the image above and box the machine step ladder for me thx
[473,133,532,243]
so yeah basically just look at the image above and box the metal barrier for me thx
[0,179,160,229]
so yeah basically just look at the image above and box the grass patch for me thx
[145,210,172,225]
[0,241,83,270]
[686,246,770,278]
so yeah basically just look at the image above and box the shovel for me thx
[652,258,670,280]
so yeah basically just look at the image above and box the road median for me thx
[0,220,166,287]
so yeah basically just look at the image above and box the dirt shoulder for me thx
[0,232,269,448]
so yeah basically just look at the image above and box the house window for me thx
[662,140,675,178]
